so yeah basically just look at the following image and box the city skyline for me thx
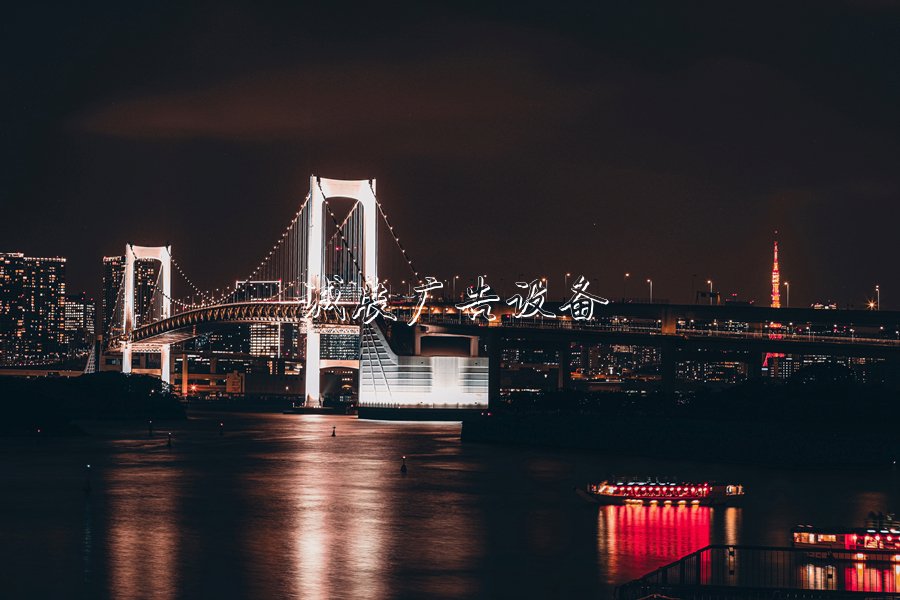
[3,3,900,308]
[0,227,886,313]
[4,6,900,599]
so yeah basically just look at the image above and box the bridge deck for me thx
[121,301,900,359]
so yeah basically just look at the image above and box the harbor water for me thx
[1,412,896,598]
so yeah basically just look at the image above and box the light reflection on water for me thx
[0,412,897,598]
[105,460,181,598]
[597,504,713,578]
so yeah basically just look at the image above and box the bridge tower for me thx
[122,244,172,383]
[305,177,379,406]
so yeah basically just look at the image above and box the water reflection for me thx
[843,563,900,593]
[105,463,181,598]
[234,415,481,599]
[4,414,897,598]
[82,496,93,586]
[285,448,389,600]
[799,563,836,590]
[794,561,900,592]
[597,504,737,581]
[721,507,740,547]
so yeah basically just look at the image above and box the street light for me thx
[876,284,880,310]
[564,272,571,300]
[646,278,653,303]
[623,272,630,301]
[784,281,790,308]
[707,280,713,305]
[453,275,459,300]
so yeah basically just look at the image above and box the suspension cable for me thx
[166,192,311,307]
[368,181,419,280]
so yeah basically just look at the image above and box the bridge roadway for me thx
[126,300,900,359]
[411,316,900,358]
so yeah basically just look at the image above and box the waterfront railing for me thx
[616,544,900,600]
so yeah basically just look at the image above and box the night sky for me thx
[3,2,899,308]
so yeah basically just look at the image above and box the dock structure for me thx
[617,545,900,599]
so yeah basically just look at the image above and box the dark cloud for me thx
[74,39,602,158]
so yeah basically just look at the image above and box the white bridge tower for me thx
[305,177,379,407]
[121,244,172,384]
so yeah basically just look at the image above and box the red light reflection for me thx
[842,563,900,593]
[597,504,711,581]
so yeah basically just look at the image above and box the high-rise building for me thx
[102,256,159,337]
[64,292,95,351]
[234,280,281,302]
[771,236,781,308]
[0,252,67,364]
[236,281,283,357]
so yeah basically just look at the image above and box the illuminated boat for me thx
[792,512,900,562]
[581,477,744,506]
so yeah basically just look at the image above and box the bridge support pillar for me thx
[122,343,132,374]
[486,331,502,408]
[557,342,571,391]
[747,352,765,380]
[305,324,321,407]
[121,244,172,383]
[413,327,422,355]
[181,352,189,396]
[160,344,171,385]
[661,340,678,394]
[304,177,380,407]
[661,310,678,335]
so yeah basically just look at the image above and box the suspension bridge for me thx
[102,176,491,410]
[101,175,900,411]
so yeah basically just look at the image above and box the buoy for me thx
[400,456,407,474]
[167,432,172,448]
[332,426,336,437]
[219,421,224,436]
[148,419,153,436]
[83,464,92,494]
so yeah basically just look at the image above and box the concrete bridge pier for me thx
[661,309,678,335]
[660,340,679,394]
[486,331,502,408]
[746,352,766,379]
[557,342,572,391]
[160,344,171,385]
[181,351,189,396]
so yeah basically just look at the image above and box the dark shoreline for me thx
[461,413,899,467]
[0,372,185,436]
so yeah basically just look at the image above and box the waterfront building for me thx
[64,291,95,351]
[235,281,284,358]
[320,332,360,360]
[677,359,747,384]
[0,252,67,364]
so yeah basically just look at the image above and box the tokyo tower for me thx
[771,235,780,308]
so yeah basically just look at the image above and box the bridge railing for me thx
[676,326,900,346]
[616,544,900,599]
[411,313,900,347]
[122,301,900,350]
